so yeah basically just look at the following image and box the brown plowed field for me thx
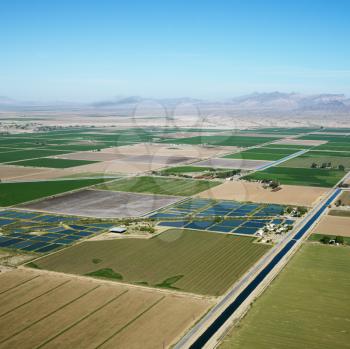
[0,269,212,349]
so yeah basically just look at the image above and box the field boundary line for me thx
[0,279,71,319]
[94,295,166,349]
[35,289,129,349]
[0,284,100,345]
[0,274,40,295]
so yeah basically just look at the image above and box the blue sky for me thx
[1,0,350,101]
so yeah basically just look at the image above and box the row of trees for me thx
[311,162,345,171]
[320,235,344,244]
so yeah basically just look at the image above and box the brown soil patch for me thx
[311,215,350,237]
[197,180,328,206]
[0,165,52,180]
[0,269,212,349]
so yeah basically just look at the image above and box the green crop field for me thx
[279,151,350,169]
[160,135,279,147]
[244,167,345,187]
[32,229,270,296]
[0,149,68,163]
[219,244,350,349]
[0,178,108,206]
[224,147,298,161]
[9,157,98,168]
[96,175,220,196]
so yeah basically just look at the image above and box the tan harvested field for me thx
[197,180,328,206]
[272,138,327,146]
[0,165,52,180]
[100,142,234,158]
[311,215,350,237]
[0,268,212,349]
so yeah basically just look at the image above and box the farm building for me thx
[109,226,127,233]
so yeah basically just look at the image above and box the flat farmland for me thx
[56,152,195,165]
[0,269,212,349]
[100,142,233,158]
[33,229,271,296]
[0,149,68,163]
[197,181,328,206]
[279,150,350,169]
[224,147,298,161]
[311,215,350,237]
[160,165,228,175]
[9,158,98,168]
[219,244,350,349]
[0,178,108,206]
[161,135,279,147]
[20,189,182,218]
[193,158,272,170]
[244,167,345,187]
[298,134,350,151]
[0,165,51,180]
[96,176,220,196]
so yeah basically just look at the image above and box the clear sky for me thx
[1,0,350,101]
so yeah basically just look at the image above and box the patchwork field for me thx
[223,147,299,161]
[57,151,194,165]
[0,269,212,349]
[100,142,232,158]
[20,189,182,218]
[311,215,350,237]
[244,167,345,187]
[219,244,350,349]
[197,181,328,206]
[193,158,271,170]
[32,229,271,296]
[161,135,280,147]
[298,134,350,151]
[279,150,350,169]
[96,176,220,196]
[0,178,108,206]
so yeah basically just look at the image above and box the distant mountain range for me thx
[1,92,350,114]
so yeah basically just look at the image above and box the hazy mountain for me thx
[1,92,350,114]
